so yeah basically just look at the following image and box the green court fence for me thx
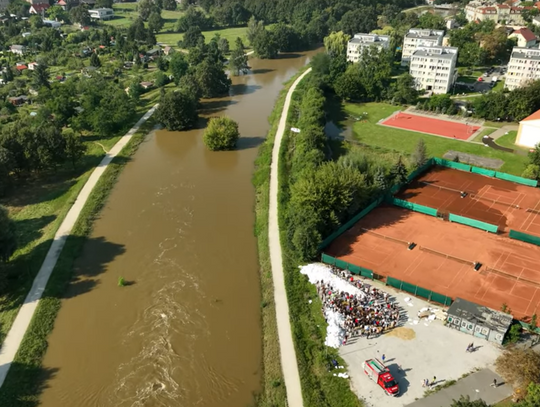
[509,229,540,246]
[386,276,453,306]
[391,197,438,217]
[318,196,384,250]
[518,320,540,334]
[390,183,404,195]
[471,166,496,177]
[494,171,538,187]
[433,157,471,172]
[321,253,374,279]
[448,213,498,233]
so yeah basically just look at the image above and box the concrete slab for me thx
[339,283,503,407]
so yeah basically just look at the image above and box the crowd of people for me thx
[315,267,401,344]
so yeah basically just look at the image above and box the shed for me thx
[516,109,540,148]
[446,298,512,344]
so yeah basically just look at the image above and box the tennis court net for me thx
[361,228,410,246]
[419,246,473,266]
[420,181,519,208]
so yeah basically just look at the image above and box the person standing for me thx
[491,379,498,387]
[381,354,386,363]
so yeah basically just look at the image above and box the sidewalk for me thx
[406,368,512,407]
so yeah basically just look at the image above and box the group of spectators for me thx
[316,268,401,343]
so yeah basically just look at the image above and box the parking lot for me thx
[339,282,502,407]
[455,66,506,94]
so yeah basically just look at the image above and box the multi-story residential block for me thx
[465,1,532,24]
[401,28,445,65]
[346,33,390,63]
[505,46,540,91]
[409,46,458,94]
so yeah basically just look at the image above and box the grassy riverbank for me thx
[253,69,313,407]
[0,120,155,406]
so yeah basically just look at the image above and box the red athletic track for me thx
[381,112,480,140]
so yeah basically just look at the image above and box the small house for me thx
[43,19,62,28]
[28,62,38,70]
[29,3,50,15]
[140,81,153,89]
[446,298,512,345]
[88,8,114,20]
[10,45,26,55]
[8,95,28,106]
[16,64,28,71]
[509,27,537,48]
[56,0,67,10]
[163,46,173,56]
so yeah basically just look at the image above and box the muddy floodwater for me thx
[37,51,315,407]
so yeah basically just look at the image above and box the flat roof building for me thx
[409,45,458,94]
[505,45,540,91]
[447,297,512,345]
[346,33,390,63]
[88,8,114,20]
[401,28,444,65]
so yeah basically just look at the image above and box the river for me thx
[36,51,315,407]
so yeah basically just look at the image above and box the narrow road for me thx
[268,67,311,407]
[0,106,157,387]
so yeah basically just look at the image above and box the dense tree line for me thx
[283,81,414,261]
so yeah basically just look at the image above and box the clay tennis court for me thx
[380,112,480,140]
[398,166,540,234]
[325,205,540,318]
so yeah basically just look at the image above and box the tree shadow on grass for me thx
[1,178,77,209]
[0,363,59,407]
[13,215,57,249]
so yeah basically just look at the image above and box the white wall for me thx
[518,122,540,148]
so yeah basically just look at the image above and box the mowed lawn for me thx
[343,102,529,175]
[106,3,184,31]
[156,26,250,47]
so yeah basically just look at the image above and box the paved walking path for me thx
[268,68,312,407]
[489,125,519,141]
[406,368,512,407]
[0,106,158,387]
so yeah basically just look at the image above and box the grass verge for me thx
[496,131,528,152]
[252,69,310,407]
[342,102,528,175]
[0,119,155,407]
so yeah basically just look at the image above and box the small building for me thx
[8,95,28,106]
[56,0,67,10]
[346,33,390,63]
[29,3,50,15]
[140,81,153,89]
[43,19,62,28]
[16,64,28,71]
[10,45,26,55]
[509,27,537,48]
[88,8,114,20]
[446,297,512,345]
[163,46,173,56]
[22,32,32,38]
[534,16,540,26]
[28,62,38,70]
[516,109,540,148]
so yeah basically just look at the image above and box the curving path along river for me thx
[33,51,315,407]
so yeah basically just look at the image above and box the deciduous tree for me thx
[0,205,16,263]
[182,25,204,49]
[169,52,188,84]
[155,90,199,130]
[194,58,231,97]
[63,129,86,169]
[495,347,540,390]
[203,116,239,150]
[148,10,164,33]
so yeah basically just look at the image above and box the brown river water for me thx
[36,51,315,407]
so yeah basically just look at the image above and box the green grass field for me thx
[472,127,496,143]
[156,26,250,48]
[106,3,184,31]
[342,102,528,175]
[496,130,529,152]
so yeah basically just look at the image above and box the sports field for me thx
[380,112,480,140]
[325,205,540,318]
[399,166,540,234]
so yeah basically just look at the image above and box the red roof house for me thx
[29,3,50,14]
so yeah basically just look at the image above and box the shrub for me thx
[203,116,239,151]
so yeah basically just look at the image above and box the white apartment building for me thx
[89,8,114,20]
[401,28,445,65]
[346,33,390,63]
[465,1,530,24]
[505,46,540,91]
[409,46,458,94]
